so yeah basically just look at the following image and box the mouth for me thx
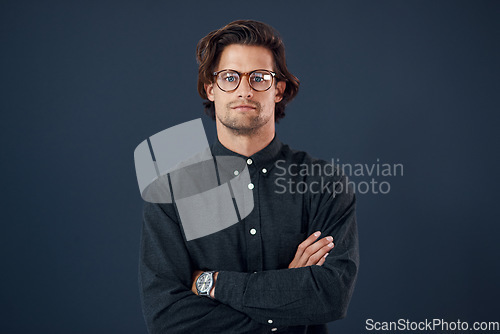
[231,105,257,112]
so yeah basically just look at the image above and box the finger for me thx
[291,231,322,264]
[306,241,334,266]
[288,232,322,268]
[293,236,333,268]
[301,236,333,265]
[315,252,329,266]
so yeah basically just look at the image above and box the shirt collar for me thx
[211,135,284,172]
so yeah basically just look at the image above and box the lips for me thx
[232,105,256,111]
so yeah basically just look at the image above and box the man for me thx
[140,20,359,333]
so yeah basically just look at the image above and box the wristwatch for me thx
[196,271,215,297]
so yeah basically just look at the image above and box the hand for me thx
[288,231,334,268]
[191,270,218,298]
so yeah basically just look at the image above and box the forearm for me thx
[214,253,358,326]
[140,266,266,333]
[213,186,359,327]
[140,202,269,333]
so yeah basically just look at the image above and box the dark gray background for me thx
[1,0,499,333]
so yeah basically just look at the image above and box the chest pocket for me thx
[278,232,307,268]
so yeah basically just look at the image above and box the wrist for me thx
[210,272,219,298]
[194,271,218,298]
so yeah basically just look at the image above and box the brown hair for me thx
[196,20,300,122]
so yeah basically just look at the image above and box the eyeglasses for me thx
[213,69,276,92]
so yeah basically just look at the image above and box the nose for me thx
[236,75,254,99]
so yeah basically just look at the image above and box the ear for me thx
[205,83,215,102]
[274,81,286,103]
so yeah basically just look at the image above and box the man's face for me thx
[205,44,286,135]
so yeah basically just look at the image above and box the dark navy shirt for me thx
[139,136,359,333]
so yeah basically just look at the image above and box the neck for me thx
[216,122,275,157]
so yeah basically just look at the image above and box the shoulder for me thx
[143,201,179,226]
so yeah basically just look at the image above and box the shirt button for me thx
[262,168,267,174]
[246,158,253,165]
[233,170,239,176]
[268,319,273,324]
[271,328,278,332]
[250,228,257,235]
[248,183,254,190]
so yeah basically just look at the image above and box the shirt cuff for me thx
[214,271,249,310]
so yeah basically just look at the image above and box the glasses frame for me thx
[212,69,276,92]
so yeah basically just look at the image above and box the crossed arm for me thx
[191,232,335,297]
[140,180,358,333]
[140,202,268,333]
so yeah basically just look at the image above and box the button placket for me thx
[245,162,263,273]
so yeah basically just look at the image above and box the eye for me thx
[252,73,264,82]
[222,72,238,82]
[252,72,272,84]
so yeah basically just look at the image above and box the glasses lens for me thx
[217,71,240,91]
[250,71,273,91]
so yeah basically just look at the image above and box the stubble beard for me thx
[217,101,272,136]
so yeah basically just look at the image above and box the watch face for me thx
[197,273,213,293]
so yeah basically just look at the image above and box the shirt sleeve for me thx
[214,174,359,327]
[139,201,270,334]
